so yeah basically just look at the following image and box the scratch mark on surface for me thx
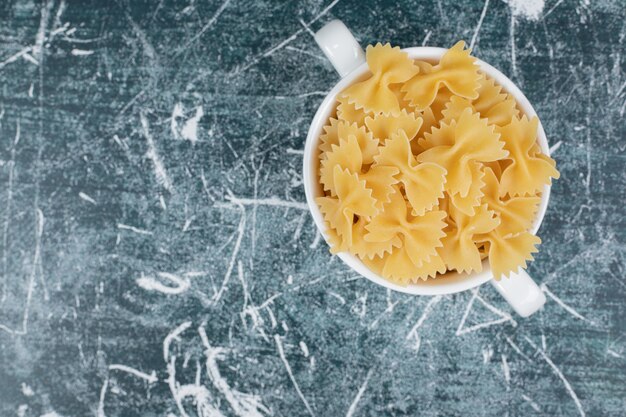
[136,272,191,295]
[0,209,44,335]
[522,394,542,412]
[537,348,586,417]
[217,196,308,210]
[549,140,562,154]
[109,364,158,383]
[117,223,153,235]
[70,48,94,56]
[141,113,174,192]
[97,377,109,417]
[274,335,316,416]
[456,289,516,336]
[345,368,373,417]
[509,13,517,79]
[232,0,341,75]
[163,321,192,361]
[406,295,443,344]
[213,194,246,304]
[501,354,510,384]
[179,0,232,52]
[541,284,596,325]
[470,0,490,50]
[309,230,322,249]
[200,327,270,416]
[505,336,532,361]
[78,192,97,204]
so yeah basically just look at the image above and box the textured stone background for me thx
[0,0,625,416]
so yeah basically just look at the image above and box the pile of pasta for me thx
[316,41,559,284]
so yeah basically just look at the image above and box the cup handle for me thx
[489,269,546,317]
[314,20,366,78]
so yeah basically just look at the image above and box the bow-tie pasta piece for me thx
[365,187,446,269]
[319,134,362,195]
[324,221,346,254]
[317,166,378,248]
[389,83,417,113]
[350,217,402,259]
[341,43,419,114]
[402,41,481,111]
[440,203,500,273]
[472,76,520,126]
[448,161,486,216]
[498,116,560,197]
[319,120,379,164]
[319,117,340,156]
[374,130,446,215]
[365,109,423,143]
[480,229,541,279]
[441,82,520,128]
[482,167,540,237]
[338,122,380,164]
[361,165,400,210]
[336,95,372,127]
[417,108,507,198]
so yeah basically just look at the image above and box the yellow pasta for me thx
[374,130,446,215]
[341,43,419,114]
[316,40,559,284]
[402,41,480,111]
[365,187,446,269]
[336,95,371,127]
[317,166,378,249]
[479,229,541,278]
[482,167,540,237]
[365,109,423,143]
[440,203,500,274]
[498,116,560,197]
[319,133,362,195]
[417,108,507,198]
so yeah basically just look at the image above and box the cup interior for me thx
[303,47,552,295]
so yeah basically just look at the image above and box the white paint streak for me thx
[274,335,316,417]
[108,364,158,383]
[299,341,309,357]
[217,196,308,211]
[522,394,542,412]
[470,0,490,50]
[117,223,153,235]
[199,327,270,417]
[501,354,511,383]
[136,272,190,295]
[70,48,94,56]
[97,377,109,417]
[345,368,373,417]
[549,140,562,154]
[212,198,246,304]
[537,349,586,417]
[181,106,204,143]
[406,295,443,342]
[163,321,192,361]
[456,289,516,336]
[541,284,596,324]
[141,113,174,192]
[78,192,96,204]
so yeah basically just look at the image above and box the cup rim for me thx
[303,46,552,295]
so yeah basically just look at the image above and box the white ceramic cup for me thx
[304,20,549,317]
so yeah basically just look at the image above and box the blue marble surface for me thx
[0,0,625,416]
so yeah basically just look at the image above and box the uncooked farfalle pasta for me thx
[316,41,560,284]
